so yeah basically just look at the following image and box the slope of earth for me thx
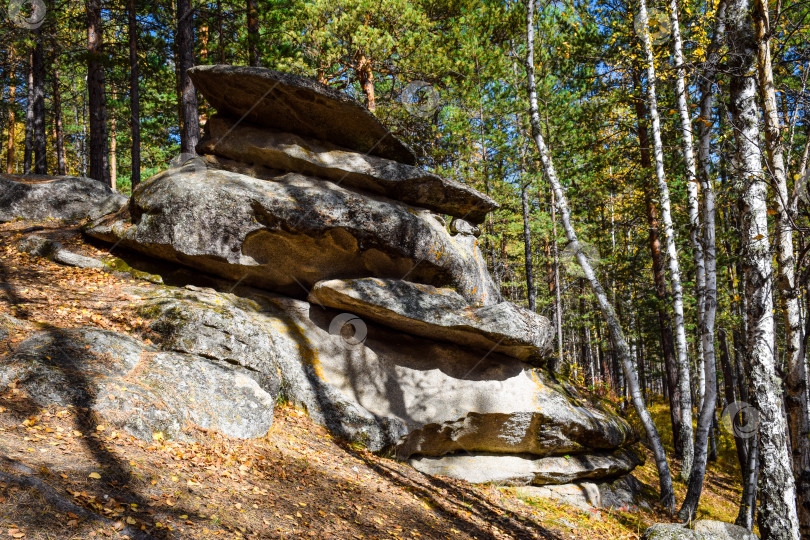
[0,220,745,539]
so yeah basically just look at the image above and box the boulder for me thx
[642,522,757,540]
[409,448,641,486]
[0,174,126,223]
[140,285,281,396]
[515,474,650,513]
[308,278,553,364]
[693,521,758,540]
[18,235,104,269]
[643,525,707,540]
[86,163,501,307]
[188,65,416,164]
[0,327,277,440]
[257,293,636,462]
[197,114,496,223]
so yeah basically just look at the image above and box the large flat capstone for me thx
[188,65,416,164]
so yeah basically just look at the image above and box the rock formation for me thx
[1,65,643,499]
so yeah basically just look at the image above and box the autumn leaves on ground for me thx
[0,221,741,539]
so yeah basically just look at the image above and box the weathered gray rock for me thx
[197,114,496,223]
[188,65,416,164]
[693,521,758,540]
[18,235,104,269]
[409,448,641,486]
[643,524,707,540]
[257,294,635,460]
[0,174,126,223]
[0,312,32,342]
[86,164,501,306]
[0,328,276,440]
[139,285,281,396]
[642,522,757,540]
[515,474,651,512]
[308,278,553,364]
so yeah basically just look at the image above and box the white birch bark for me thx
[525,0,675,511]
[678,1,726,519]
[752,1,810,533]
[668,0,707,411]
[727,0,800,535]
[637,0,694,479]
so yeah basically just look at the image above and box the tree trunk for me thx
[177,0,199,154]
[753,0,810,532]
[719,328,750,476]
[52,63,67,176]
[247,0,260,67]
[522,183,536,311]
[632,69,682,458]
[109,90,117,191]
[551,189,564,372]
[727,0,800,534]
[24,54,33,175]
[669,0,707,412]
[525,0,674,511]
[678,0,725,519]
[86,0,110,185]
[6,62,16,174]
[637,0,694,479]
[128,0,141,189]
[737,432,759,530]
[356,53,376,112]
[31,35,46,174]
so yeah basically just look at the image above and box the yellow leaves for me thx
[126,517,137,525]
[88,472,101,479]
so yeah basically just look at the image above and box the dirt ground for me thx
[0,220,744,539]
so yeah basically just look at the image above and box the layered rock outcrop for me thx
[1,65,642,495]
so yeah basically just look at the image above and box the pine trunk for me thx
[177,0,199,154]
[86,0,110,185]
[31,36,46,174]
[247,0,260,67]
[129,0,141,189]
[6,69,15,174]
[52,64,67,176]
[23,55,33,175]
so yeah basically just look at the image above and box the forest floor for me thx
[0,220,747,539]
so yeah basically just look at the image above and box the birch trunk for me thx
[551,190,564,372]
[525,0,674,510]
[669,0,707,410]
[753,0,810,532]
[632,69,683,456]
[678,0,725,519]
[637,0,694,478]
[522,183,536,311]
[727,0,800,534]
